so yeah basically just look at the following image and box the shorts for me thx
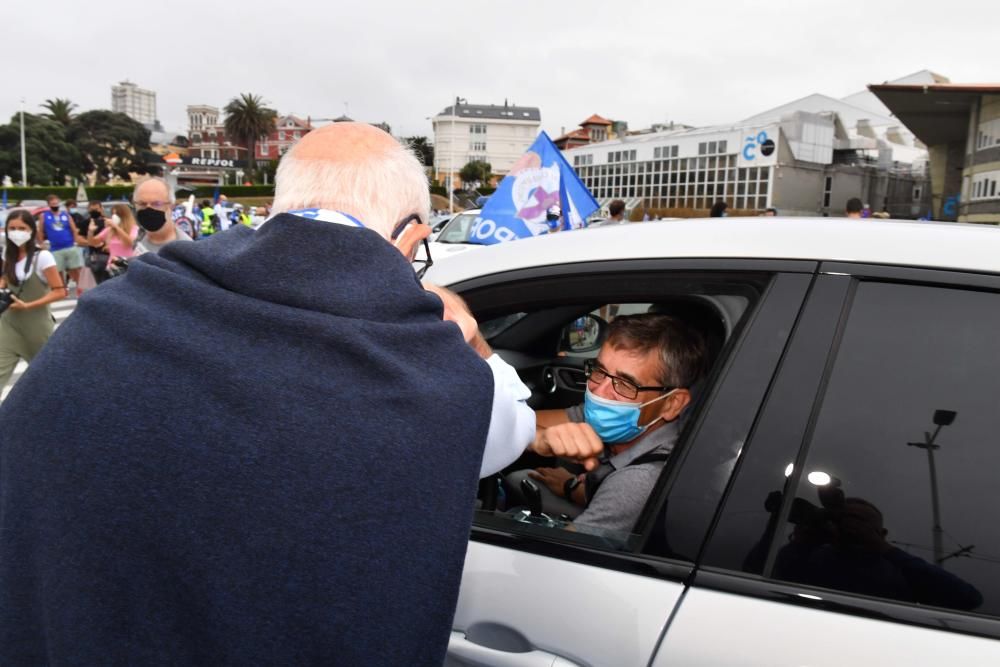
[52,247,84,272]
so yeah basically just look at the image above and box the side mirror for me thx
[559,314,608,354]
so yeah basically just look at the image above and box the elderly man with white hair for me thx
[0,123,597,665]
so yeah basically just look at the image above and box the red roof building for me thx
[554,114,614,149]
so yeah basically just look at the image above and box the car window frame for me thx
[449,257,816,579]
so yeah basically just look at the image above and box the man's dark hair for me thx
[709,201,727,217]
[845,197,863,214]
[606,313,707,388]
[201,199,211,208]
[45,193,58,203]
[608,199,626,218]
[765,207,778,216]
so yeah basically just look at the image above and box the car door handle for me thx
[448,631,583,667]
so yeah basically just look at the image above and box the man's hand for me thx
[423,283,492,358]
[528,466,575,498]
[531,422,604,471]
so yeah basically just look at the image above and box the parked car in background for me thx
[424,217,1000,666]
[415,209,484,267]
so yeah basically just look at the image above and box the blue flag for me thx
[213,186,221,204]
[469,131,598,245]
[1,189,7,210]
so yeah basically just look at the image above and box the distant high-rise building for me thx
[111,80,157,125]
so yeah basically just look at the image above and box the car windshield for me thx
[437,212,478,244]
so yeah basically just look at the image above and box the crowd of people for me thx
[0,190,273,393]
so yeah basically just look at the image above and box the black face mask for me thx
[136,207,167,232]
[89,210,103,220]
[49,205,60,212]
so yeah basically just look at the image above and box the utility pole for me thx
[19,98,27,186]
[450,96,467,214]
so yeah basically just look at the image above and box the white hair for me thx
[133,176,175,204]
[272,139,429,239]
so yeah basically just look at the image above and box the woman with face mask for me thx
[88,203,138,270]
[0,209,68,391]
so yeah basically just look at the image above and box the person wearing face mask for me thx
[128,177,193,255]
[81,201,113,284]
[87,203,139,271]
[509,313,706,537]
[0,122,543,666]
[0,209,68,390]
[37,194,86,291]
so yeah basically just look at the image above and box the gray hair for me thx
[271,138,429,239]
[606,314,707,388]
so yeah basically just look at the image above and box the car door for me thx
[655,266,1000,665]
[445,260,813,667]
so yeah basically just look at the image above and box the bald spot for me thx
[292,122,399,162]
[135,179,169,201]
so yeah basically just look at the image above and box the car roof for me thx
[423,217,1000,285]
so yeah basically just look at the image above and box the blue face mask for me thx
[583,388,674,444]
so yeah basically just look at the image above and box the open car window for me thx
[462,268,772,557]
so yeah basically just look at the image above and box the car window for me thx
[714,281,1000,617]
[437,213,478,243]
[466,269,775,558]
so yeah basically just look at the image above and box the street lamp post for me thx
[449,96,467,214]
[907,409,957,565]
[19,98,27,186]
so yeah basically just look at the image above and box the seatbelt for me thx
[584,450,670,504]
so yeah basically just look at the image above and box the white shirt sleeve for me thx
[479,353,536,478]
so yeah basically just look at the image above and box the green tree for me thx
[459,160,492,188]
[67,110,156,183]
[404,136,434,166]
[0,113,81,185]
[40,98,78,125]
[224,93,277,174]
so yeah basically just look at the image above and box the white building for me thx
[432,100,541,189]
[111,80,157,125]
[564,72,936,218]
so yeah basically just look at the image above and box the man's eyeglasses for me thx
[133,200,169,210]
[392,213,433,279]
[583,359,672,400]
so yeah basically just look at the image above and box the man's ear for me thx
[657,388,691,423]
[393,222,431,261]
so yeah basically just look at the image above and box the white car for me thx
[425,217,1000,666]
[423,209,484,262]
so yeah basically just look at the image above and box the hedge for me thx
[1,185,135,202]
[4,183,461,203]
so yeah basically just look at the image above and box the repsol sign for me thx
[183,157,247,169]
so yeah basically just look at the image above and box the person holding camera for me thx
[87,203,138,271]
[0,209,68,390]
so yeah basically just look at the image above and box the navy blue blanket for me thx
[0,215,494,665]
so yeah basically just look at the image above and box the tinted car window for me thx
[743,282,1000,615]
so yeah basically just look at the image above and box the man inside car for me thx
[510,313,706,537]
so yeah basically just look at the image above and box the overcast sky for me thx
[6,0,1000,141]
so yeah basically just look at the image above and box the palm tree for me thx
[223,93,277,172]
[41,98,77,125]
